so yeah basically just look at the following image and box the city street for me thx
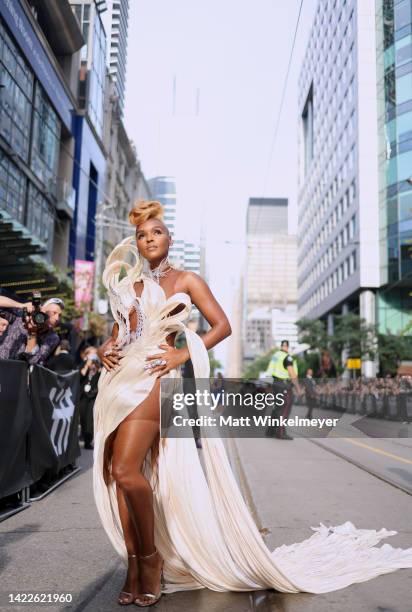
[1,431,412,612]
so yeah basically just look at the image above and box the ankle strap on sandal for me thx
[139,548,158,560]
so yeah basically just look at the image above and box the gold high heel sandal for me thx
[134,549,164,608]
[118,554,139,606]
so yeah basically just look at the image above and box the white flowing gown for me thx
[93,236,412,595]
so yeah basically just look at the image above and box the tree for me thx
[242,348,276,379]
[377,333,411,376]
[331,313,376,363]
[297,314,377,374]
[296,317,328,351]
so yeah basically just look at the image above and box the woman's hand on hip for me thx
[98,340,123,371]
[144,344,189,378]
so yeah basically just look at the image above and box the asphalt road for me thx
[291,403,412,494]
[1,427,412,611]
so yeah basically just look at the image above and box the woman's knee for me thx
[111,461,148,491]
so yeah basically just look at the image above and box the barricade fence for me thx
[0,360,81,504]
[297,378,412,422]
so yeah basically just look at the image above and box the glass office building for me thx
[71,1,106,138]
[376,0,412,332]
[0,4,76,264]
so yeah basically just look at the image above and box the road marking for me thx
[343,438,412,465]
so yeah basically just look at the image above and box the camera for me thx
[22,292,49,329]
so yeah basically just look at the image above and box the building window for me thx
[30,83,61,189]
[0,23,33,162]
[349,214,356,238]
[26,183,54,257]
[302,84,314,176]
[0,153,26,223]
[349,250,357,274]
[87,13,106,137]
[395,0,412,31]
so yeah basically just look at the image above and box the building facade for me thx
[92,74,151,308]
[0,0,83,296]
[376,0,412,333]
[69,1,108,268]
[297,0,378,375]
[297,0,412,375]
[100,0,129,115]
[244,197,298,366]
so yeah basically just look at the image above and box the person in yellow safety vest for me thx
[266,340,301,440]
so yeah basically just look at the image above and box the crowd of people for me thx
[0,293,102,452]
[305,374,412,416]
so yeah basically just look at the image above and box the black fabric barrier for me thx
[0,360,33,498]
[28,366,81,482]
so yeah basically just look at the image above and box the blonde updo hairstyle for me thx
[102,200,166,294]
[128,199,166,230]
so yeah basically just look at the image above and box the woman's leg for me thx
[115,482,141,603]
[111,379,163,601]
[112,418,159,553]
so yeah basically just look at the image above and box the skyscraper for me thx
[246,198,297,313]
[100,0,129,114]
[376,0,412,333]
[297,0,412,375]
[244,198,298,365]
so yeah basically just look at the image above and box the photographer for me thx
[79,350,101,449]
[0,315,9,337]
[47,339,75,373]
[0,294,64,365]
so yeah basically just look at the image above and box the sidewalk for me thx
[0,449,251,612]
[1,439,412,611]
[230,436,412,612]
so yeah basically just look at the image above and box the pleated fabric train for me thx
[93,236,412,595]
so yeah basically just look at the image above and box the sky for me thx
[124,0,317,368]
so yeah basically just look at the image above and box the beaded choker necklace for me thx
[148,257,174,284]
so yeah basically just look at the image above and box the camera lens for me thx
[33,311,48,326]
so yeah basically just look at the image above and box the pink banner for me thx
[74,260,95,310]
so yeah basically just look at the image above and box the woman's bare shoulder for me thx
[178,270,205,287]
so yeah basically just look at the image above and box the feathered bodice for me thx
[102,235,192,348]
[107,272,193,349]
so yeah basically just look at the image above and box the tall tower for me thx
[99,0,130,115]
[244,198,298,366]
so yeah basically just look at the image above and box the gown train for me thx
[92,236,412,594]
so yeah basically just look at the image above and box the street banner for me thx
[0,360,33,498]
[28,366,81,482]
[74,259,95,309]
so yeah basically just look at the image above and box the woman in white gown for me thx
[93,200,412,607]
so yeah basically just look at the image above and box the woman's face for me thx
[135,218,171,263]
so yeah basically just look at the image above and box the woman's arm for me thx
[97,323,121,371]
[184,271,232,352]
[147,272,232,376]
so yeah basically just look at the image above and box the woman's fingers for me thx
[156,368,169,378]
[146,353,166,361]
[102,354,122,371]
